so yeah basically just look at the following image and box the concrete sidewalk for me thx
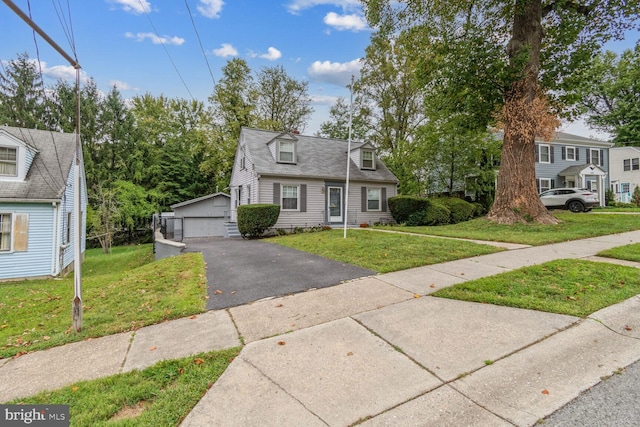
[1,230,640,426]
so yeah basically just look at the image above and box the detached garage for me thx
[170,193,231,239]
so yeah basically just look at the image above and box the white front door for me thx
[328,187,342,223]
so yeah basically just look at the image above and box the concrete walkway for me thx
[1,231,640,426]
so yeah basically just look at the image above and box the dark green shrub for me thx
[472,202,485,217]
[388,195,431,224]
[437,197,476,223]
[237,204,280,238]
[423,201,451,225]
[605,189,615,206]
[632,186,640,207]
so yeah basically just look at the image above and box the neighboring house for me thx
[0,126,87,281]
[229,127,399,229]
[609,146,640,203]
[535,132,614,207]
[169,192,230,240]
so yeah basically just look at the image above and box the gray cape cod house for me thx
[229,128,398,229]
[0,126,87,281]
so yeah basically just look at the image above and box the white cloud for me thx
[213,43,238,57]
[125,32,185,45]
[109,0,151,15]
[109,80,139,91]
[260,47,282,61]
[307,58,362,86]
[310,94,339,105]
[323,12,368,32]
[197,0,224,18]
[286,0,360,14]
[24,59,88,83]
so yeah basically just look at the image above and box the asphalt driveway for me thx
[185,239,375,310]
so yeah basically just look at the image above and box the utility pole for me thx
[3,0,84,331]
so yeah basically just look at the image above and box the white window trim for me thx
[367,188,382,211]
[539,144,551,164]
[539,178,552,193]
[0,212,12,252]
[565,146,576,161]
[0,146,18,177]
[361,149,375,170]
[589,148,600,166]
[281,184,299,211]
[277,140,296,164]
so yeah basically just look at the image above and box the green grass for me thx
[433,260,640,317]
[376,212,640,246]
[0,245,207,359]
[268,229,503,273]
[598,242,640,263]
[10,347,241,426]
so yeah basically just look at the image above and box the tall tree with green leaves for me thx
[576,43,640,146]
[316,96,371,141]
[255,64,313,132]
[362,0,639,224]
[0,52,48,128]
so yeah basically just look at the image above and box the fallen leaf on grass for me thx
[72,386,79,392]
[43,336,50,341]
[194,358,205,365]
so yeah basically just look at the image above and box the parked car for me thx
[539,188,599,212]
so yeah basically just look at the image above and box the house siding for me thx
[229,141,260,221]
[0,203,55,280]
[59,162,87,274]
[609,147,640,202]
[535,143,611,191]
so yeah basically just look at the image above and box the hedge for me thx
[237,204,280,238]
[388,196,431,224]
[436,197,476,223]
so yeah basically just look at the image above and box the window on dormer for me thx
[362,149,375,170]
[0,146,17,176]
[278,140,295,163]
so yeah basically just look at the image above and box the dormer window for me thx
[278,140,296,163]
[0,146,17,176]
[361,149,375,170]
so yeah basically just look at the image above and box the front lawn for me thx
[377,212,640,246]
[598,242,640,263]
[433,259,640,317]
[268,228,503,273]
[0,245,207,359]
[10,347,241,426]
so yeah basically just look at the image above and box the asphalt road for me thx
[544,358,640,426]
[186,238,375,310]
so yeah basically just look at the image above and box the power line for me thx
[184,0,216,88]
[138,0,195,100]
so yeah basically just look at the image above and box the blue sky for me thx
[1,0,637,137]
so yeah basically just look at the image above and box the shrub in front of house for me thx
[632,187,640,207]
[472,202,485,217]
[388,195,431,224]
[238,204,280,238]
[405,200,451,226]
[436,197,476,224]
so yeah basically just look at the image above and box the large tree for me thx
[0,52,49,129]
[362,0,639,224]
[316,96,371,141]
[576,43,640,146]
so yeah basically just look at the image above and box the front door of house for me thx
[328,186,342,223]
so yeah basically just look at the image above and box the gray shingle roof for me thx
[0,126,76,201]
[242,128,398,183]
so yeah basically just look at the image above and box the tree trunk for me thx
[487,0,559,224]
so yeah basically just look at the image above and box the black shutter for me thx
[381,188,387,212]
[273,183,280,205]
[300,184,307,212]
[576,149,580,161]
[562,146,566,160]
[550,146,555,163]
[600,149,604,166]
[361,187,367,212]
[586,150,591,164]
[551,179,555,189]
[535,145,539,162]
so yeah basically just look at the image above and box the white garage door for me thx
[183,217,226,238]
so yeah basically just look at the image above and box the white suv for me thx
[539,188,599,212]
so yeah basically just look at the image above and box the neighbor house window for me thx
[622,183,630,193]
[0,147,17,176]
[0,213,11,251]
[240,146,246,170]
[633,158,640,170]
[367,188,381,211]
[538,178,552,193]
[246,185,251,205]
[538,144,550,163]
[362,149,375,169]
[589,148,601,166]
[281,185,298,210]
[278,141,295,163]
[565,146,576,161]
[624,159,631,171]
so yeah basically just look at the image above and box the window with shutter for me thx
[0,213,11,251]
